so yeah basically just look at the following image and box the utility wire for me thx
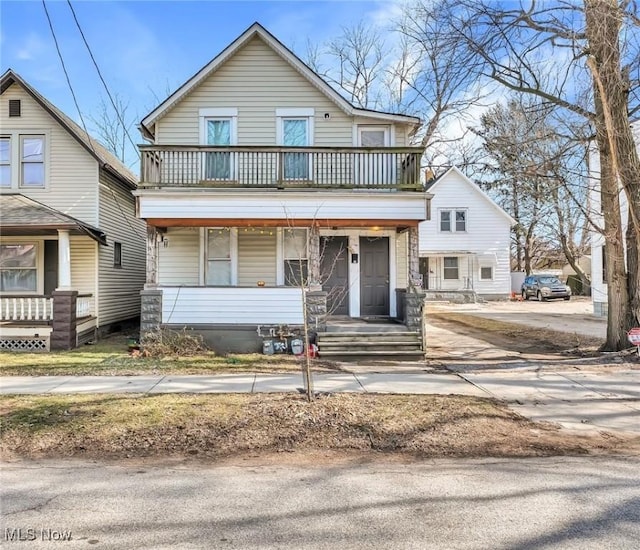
[66,0,139,154]
[42,0,146,242]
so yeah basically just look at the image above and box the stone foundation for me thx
[405,291,425,332]
[305,291,327,331]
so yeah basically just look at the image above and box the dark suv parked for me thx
[521,275,571,301]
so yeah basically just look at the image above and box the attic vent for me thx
[9,99,21,117]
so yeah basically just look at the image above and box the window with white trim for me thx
[439,209,467,232]
[199,108,237,182]
[20,135,45,188]
[443,257,459,280]
[480,266,493,280]
[0,243,38,292]
[206,228,233,286]
[0,132,48,190]
[283,228,308,286]
[113,242,122,268]
[0,137,10,187]
[277,108,314,181]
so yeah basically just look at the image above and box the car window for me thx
[539,276,560,284]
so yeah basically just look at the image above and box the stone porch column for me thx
[145,225,159,288]
[51,290,78,350]
[308,224,321,288]
[407,225,421,290]
[57,229,72,290]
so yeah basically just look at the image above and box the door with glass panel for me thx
[356,126,390,186]
[282,119,309,181]
[205,119,232,181]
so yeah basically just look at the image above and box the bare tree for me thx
[435,0,639,350]
[88,93,135,167]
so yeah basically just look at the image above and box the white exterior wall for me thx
[589,123,636,314]
[158,227,200,285]
[97,171,146,326]
[0,83,99,225]
[155,36,408,147]
[419,169,512,297]
[137,191,427,222]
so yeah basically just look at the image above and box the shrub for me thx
[141,327,208,358]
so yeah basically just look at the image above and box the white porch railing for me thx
[161,286,304,325]
[76,294,94,318]
[0,296,53,322]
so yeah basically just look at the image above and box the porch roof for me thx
[0,194,108,245]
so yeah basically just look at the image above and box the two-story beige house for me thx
[0,70,145,351]
[135,23,429,356]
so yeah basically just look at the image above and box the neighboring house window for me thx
[0,243,37,292]
[20,135,45,188]
[443,257,459,280]
[206,228,232,286]
[277,108,314,181]
[199,108,237,181]
[439,210,467,232]
[480,266,493,280]
[113,242,122,268]
[0,137,10,187]
[283,228,308,286]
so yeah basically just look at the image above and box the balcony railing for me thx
[140,145,424,190]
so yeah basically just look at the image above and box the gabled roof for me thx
[1,69,137,189]
[0,194,108,245]
[140,22,421,140]
[427,166,516,226]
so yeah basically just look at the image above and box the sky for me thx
[1,0,403,166]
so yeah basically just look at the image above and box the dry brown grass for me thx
[2,394,634,460]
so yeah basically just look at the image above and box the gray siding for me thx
[0,83,99,225]
[158,227,200,285]
[97,170,146,326]
[156,36,411,147]
[238,230,277,286]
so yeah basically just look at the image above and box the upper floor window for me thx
[277,108,314,181]
[199,108,237,182]
[113,242,122,268]
[21,136,45,188]
[0,132,47,190]
[440,209,467,232]
[0,137,10,187]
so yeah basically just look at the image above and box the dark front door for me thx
[44,240,58,295]
[360,237,389,317]
[321,236,349,316]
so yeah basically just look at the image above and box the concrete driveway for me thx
[429,296,606,339]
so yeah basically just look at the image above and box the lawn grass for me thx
[0,334,338,376]
[2,393,631,460]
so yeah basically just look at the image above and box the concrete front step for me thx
[318,331,420,339]
[319,350,425,358]
[320,341,422,348]
[324,324,409,333]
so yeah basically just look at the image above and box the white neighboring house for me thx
[0,70,146,351]
[418,167,515,300]
[589,120,638,317]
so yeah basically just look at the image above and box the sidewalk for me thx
[0,372,484,396]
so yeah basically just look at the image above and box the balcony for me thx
[139,145,424,191]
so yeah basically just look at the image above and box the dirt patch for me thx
[2,394,637,461]
[428,311,603,357]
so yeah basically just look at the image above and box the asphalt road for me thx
[2,457,639,549]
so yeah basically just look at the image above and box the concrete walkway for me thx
[0,372,483,397]
[2,370,639,435]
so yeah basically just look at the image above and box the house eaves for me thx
[140,22,421,140]
[1,69,137,190]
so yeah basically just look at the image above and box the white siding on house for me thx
[238,230,277,286]
[97,170,146,326]
[138,191,427,221]
[158,227,200,285]
[419,169,512,297]
[0,83,99,225]
[161,286,304,324]
[156,36,414,148]
[70,236,97,314]
[396,230,408,289]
